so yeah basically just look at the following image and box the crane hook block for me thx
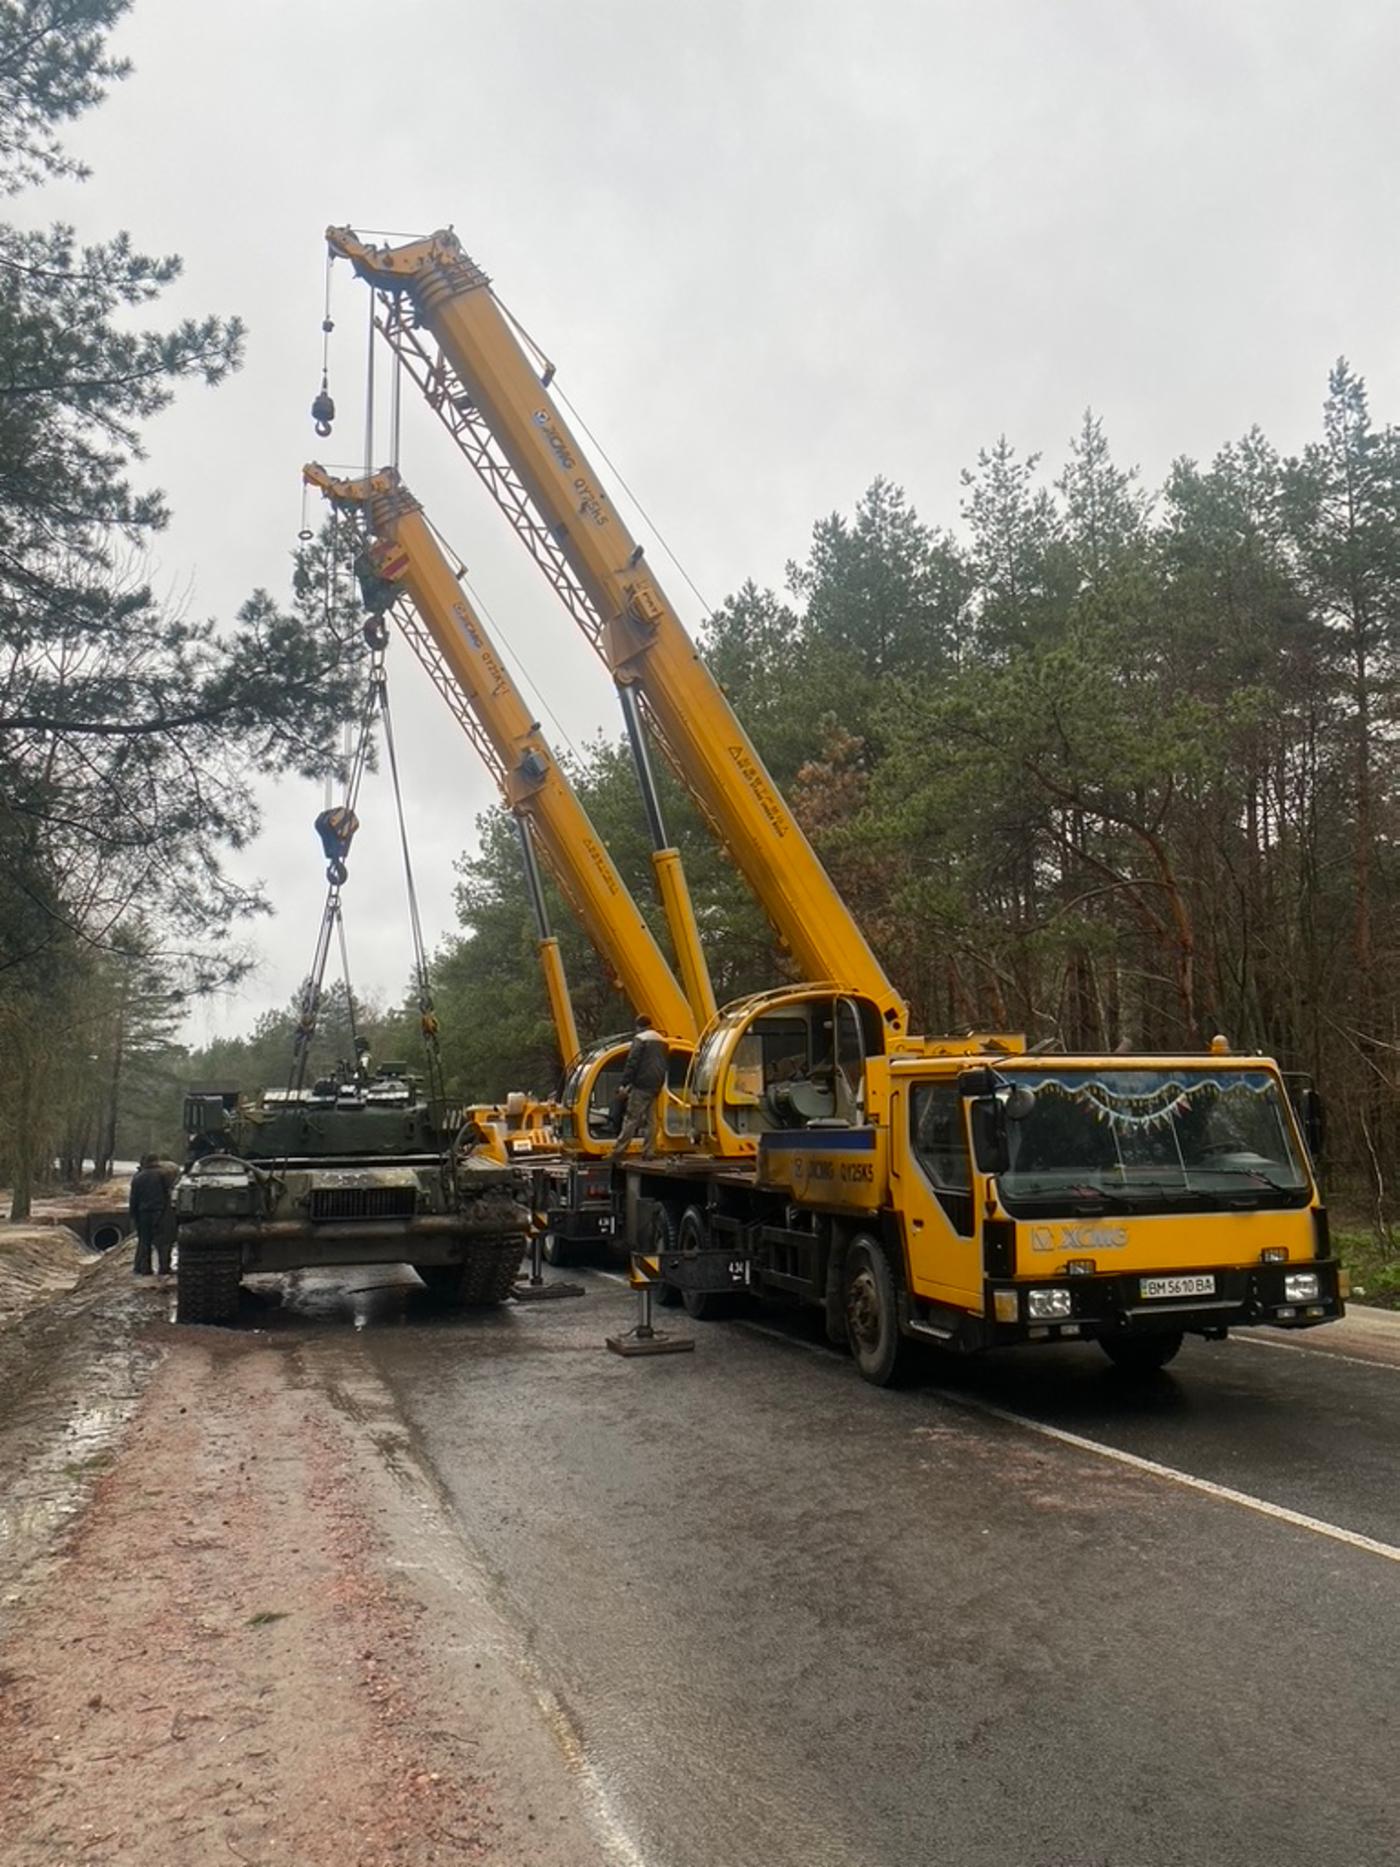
[315,805,359,881]
[311,375,336,439]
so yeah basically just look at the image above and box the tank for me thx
[173,1064,532,1324]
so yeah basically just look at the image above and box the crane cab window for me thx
[725,1016,818,1126]
[585,1057,626,1139]
[910,1082,974,1236]
[832,997,866,1124]
[722,999,881,1134]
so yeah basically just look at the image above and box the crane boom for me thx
[326,226,908,1040]
[304,463,699,1046]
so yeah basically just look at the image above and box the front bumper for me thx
[985,1260,1345,1344]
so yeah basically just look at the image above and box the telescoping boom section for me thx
[304,464,698,1051]
[326,227,909,1042]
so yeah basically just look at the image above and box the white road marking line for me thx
[1230,1333,1400,1374]
[934,1392,1400,1566]
[739,1322,1400,1566]
[593,1270,630,1285]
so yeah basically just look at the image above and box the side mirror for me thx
[969,1096,1010,1176]
[1300,1086,1326,1159]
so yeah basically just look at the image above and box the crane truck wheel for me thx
[677,1206,734,1321]
[542,1232,575,1268]
[844,1235,916,1387]
[1099,1331,1184,1375]
[651,1203,683,1307]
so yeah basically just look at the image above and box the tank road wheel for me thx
[1099,1331,1184,1375]
[843,1234,916,1387]
[677,1206,734,1321]
[176,1243,242,1326]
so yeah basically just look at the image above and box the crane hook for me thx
[311,371,336,439]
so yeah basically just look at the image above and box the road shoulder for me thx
[0,1311,610,1866]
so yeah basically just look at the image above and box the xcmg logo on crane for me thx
[532,408,577,471]
[532,409,611,529]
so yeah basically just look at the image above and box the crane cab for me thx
[688,986,889,1158]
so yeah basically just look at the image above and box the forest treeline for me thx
[183,370,1400,1232]
[0,3,359,1214]
[3,15,1396,1240]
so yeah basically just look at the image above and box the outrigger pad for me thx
[606,1328,695,1358]
[513,1279,586,1301]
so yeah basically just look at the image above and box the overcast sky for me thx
[29,0,1400,1047]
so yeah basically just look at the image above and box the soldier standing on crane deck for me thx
[610,1016,668,1158]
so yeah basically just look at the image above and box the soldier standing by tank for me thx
[128,1154,170,1277]
[152,1158,180,1275]
[609,1015,668,1159]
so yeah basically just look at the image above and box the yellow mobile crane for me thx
[329,226,1345,1381]
[304,462,706,1261]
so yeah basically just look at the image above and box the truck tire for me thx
[651,1203,682,1307]
[176,1244,242,1326]
[542,1232,577,1268]
[844,1234,916,1387]
[1099,1331,1184,1374]
[677,1206,734,1321]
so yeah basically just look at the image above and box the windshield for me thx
[559,1043,629,1142]
[981,1068,1312,1215]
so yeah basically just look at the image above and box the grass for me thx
[1332,1227,1400,1310]
[61,1450,114,1478]
[245,1610,289,1628]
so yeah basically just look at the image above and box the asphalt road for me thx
[260,1269,1400,1867]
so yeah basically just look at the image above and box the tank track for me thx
[176,1242,242,1325]
[459,1235,527,1306]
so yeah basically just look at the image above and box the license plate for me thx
[1140,1274,1215,1300]
[596,1215,615,1234]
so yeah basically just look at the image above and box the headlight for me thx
[1027,1287,1073,1321]
[1283,1271,1320,1303]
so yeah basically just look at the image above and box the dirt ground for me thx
[0,1306,608,1866]
[0,1226,100,1330]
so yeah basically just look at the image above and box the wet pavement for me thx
[257,1266,1400,1867]
[5,1259,1399,1865]
[0,1251,161,1596]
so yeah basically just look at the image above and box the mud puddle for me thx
[0,1260,161,1597]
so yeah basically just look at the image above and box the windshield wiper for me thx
[1001,1181,1116,1210]
[1085,1178,1220,1208]
[1186,1165,1301,1192]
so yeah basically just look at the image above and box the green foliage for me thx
[0,6,367,1207]
[421,378,1400,1221]
[0,1,130,192]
